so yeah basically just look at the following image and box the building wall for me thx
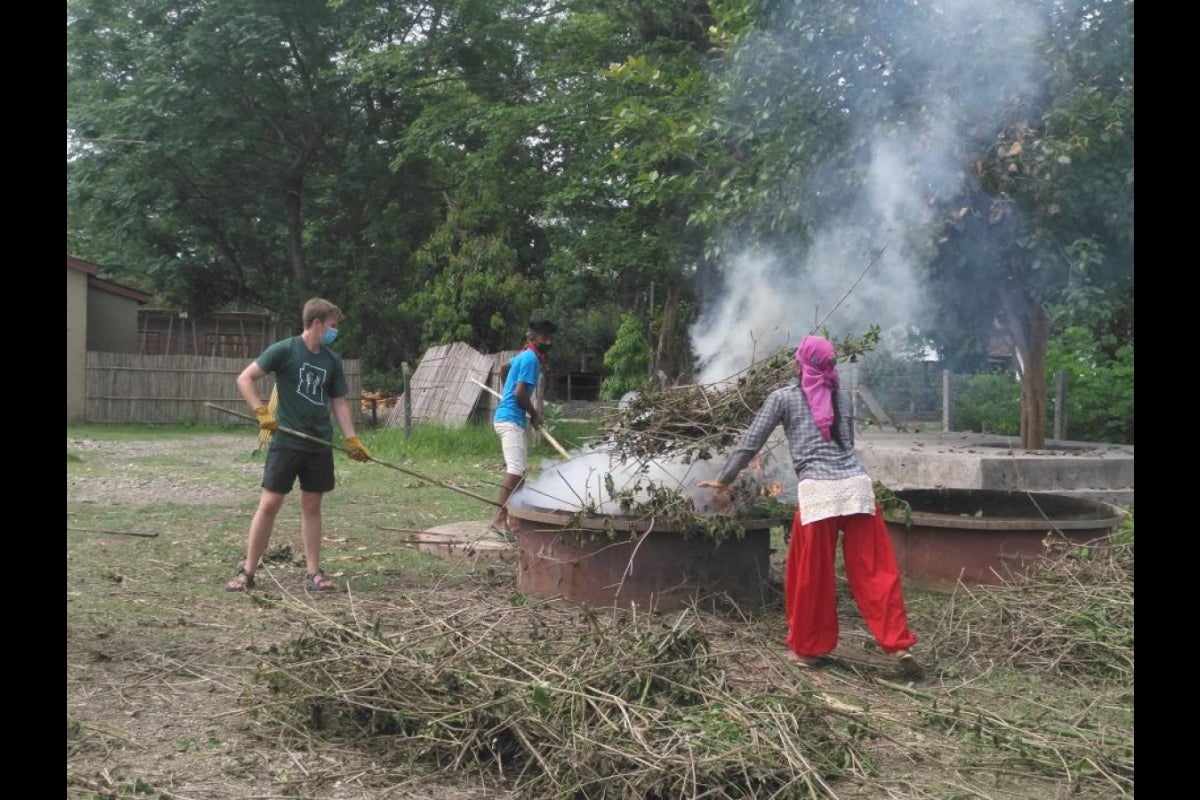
[67,268,90,421]
[87,287,142,353]
[137,309,281,357]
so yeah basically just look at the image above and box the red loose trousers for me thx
[784,504,917,658]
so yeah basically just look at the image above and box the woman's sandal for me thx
[896,650,925,677]
[305,569,338,592]
[225,567,255,592]
[786,652,824,669]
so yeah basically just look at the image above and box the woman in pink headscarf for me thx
[700,335,922,675]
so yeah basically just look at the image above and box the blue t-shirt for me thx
[494,348,541,427]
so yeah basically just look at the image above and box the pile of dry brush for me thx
[936,519,1135,682]
[249,516,1134,798]
[255,600,873,799]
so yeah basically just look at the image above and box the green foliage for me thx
[361,370,407,396]
[600,313,653,400]
[358,417,601,464]
[1045,326,1134,444]
[954,372,1021,436]
[67,0,1133,418]
[360,424,502,463]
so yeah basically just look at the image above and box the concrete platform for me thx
[385,520,517,564]
[854,429,1134,507]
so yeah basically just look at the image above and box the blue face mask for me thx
[320,326,338,346]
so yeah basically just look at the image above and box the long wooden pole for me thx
[205,403,501,508]
[470,379,572,459]
[68,527,158,538]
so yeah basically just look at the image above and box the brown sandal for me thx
[225,566,255,592]
[305,569,338,592]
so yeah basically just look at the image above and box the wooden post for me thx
[402,362,412,439]
[1053,369,1067,441]
[942,369,953,433]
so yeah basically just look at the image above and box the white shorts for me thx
[494,421,527,476]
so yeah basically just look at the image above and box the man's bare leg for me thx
[491,472,524,530]
[299,490,325,576]
[243,489,286,575]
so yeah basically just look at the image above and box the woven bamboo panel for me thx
[387,343,494,427]
[83,351,361,425]
[481,349,522,420]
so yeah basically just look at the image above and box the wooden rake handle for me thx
[205,403,501,508]
[471,379,572,460]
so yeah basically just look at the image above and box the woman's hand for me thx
[696,480,732,513]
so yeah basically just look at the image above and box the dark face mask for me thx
[536,342,553,354]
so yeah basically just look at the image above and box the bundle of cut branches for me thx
[255,600,876,799]
[601,327,880,464]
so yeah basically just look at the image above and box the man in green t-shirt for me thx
[224,297,371,593]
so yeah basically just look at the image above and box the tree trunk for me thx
[653,284,679,381]
[284,173,307,287]
[1002,288,1049,451]
[1018,308,1049,449]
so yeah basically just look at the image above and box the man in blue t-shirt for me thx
[490,319,557,535]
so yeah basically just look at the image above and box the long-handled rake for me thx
[206,403,501,508]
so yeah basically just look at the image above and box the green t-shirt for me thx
[257,336,349,452]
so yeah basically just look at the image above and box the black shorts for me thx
[262,445,336,494]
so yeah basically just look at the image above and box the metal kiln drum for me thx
[507,506,789,611]
[882,488,1127,589]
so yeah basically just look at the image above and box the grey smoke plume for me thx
[519,3,1058,514]
[691,1,1050,385]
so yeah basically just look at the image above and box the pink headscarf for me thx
[796,336,840,440]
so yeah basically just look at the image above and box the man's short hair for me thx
[303,298,343,328]
[528,319,558,337]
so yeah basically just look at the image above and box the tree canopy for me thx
[68,0,1132,443]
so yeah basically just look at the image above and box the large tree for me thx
[688,0,1133,448]
[68,0,361,315]
[926,0,1133,448]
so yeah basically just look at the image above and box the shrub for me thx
[600,313,653,400]
[954,371,1020,435]
[1045,327,1134,444]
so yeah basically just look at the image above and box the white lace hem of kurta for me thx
[797,475,877,525]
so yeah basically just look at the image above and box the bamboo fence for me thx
[82,351,362,425]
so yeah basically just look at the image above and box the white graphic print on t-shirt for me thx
[296,363,329,405]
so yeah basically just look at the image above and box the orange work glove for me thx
[252,405,278,433]
[345,436,371,462]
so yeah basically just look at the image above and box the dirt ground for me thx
[68,434,518,800]
[67,433,1133,800]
